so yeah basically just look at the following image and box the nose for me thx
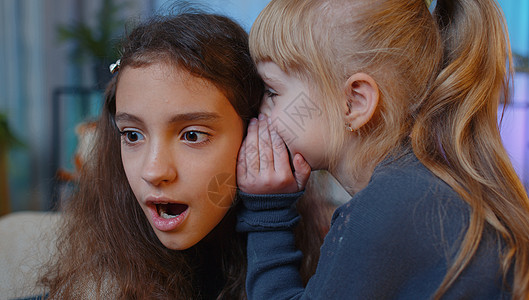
[141,143,177,186]
[259,96,274,117]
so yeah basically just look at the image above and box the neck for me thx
[187,210,237,299]
[329,165,370,196]
[198,206,236,248]
[328,138,376,196]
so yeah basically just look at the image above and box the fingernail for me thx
[258,114,265,121]
[250,118,257,125]
[267,117,272,125]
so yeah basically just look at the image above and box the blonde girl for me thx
[237,0,529,299]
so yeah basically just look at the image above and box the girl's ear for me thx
[343,73,379,131]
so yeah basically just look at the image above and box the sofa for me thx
[0,211,60,299]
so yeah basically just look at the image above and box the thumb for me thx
[292,153,311,191]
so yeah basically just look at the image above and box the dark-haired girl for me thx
[40,12,261,299]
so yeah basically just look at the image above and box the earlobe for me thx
[343,73,379,131]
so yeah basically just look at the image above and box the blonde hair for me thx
[250,0,529,298]
[250,0,441,184]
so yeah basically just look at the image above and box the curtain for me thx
[0,0,49,211]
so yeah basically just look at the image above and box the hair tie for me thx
[109,59,121,74]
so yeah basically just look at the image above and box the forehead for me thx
[257,61,312,90]
[115,63,233,116]
[257,61,285,81]
[118,62,212,94]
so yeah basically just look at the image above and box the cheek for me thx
[121,152,141,195]
[207,170,237,208]
[206,147,239,177]
[186,160,236,211]
[268,108,301,147]
[199,143,240,207]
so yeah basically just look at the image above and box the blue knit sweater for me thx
[237,149,512,299]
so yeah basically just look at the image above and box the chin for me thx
[156,232,199,250]
[160,240,194,250]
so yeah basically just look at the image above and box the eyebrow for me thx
[260,74,282,85]
[260,74,286,90]
[114,112,221,124]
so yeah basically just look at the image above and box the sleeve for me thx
[236,191,306,299]
[236,191,303,232]
[236,178,473,299]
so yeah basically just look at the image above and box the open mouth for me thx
[156,203,188,219]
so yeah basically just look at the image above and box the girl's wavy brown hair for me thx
[41,12,263,299]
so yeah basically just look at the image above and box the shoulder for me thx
[354,150,467,216]
[367,150,460,203]
[316,151,508,298]
[333,150,469,250]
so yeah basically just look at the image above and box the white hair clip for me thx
[109,59,121,74]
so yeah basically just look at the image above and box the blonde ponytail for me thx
[412,0,529,298]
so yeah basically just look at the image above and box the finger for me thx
[245,118,259,172]
[292,153,311,191]
[258,114,273,173]
[236,139,247,183]
[270,127,292,174]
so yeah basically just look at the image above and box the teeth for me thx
[157,204,166,215]
[157,204,180,219]
[160,211,179,219]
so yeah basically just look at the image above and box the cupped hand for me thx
[237,115,311,194]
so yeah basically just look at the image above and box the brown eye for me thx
[126,132,140,142]
[182,131,210,144]
[119,130,144,144]
[185,131,198,142]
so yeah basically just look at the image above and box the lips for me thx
[146,198,189,232]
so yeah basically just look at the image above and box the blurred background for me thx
[0,0,527,215]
